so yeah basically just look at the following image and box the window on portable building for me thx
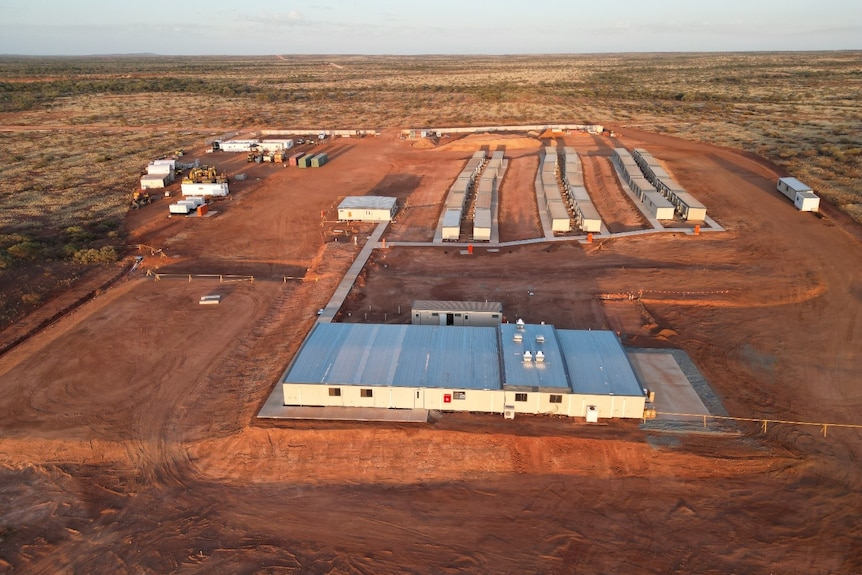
[515,393,528,402]
[328,388,341,397]
[549,394,562,404]
[361,389,373,398]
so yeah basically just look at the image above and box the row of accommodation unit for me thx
[442,151,487,241]
[140,158,177,190]
[611,148,675,220]
[559,147,602,233]
[472,150,505,241]
[629,148,707,221]
[540,147,571,233]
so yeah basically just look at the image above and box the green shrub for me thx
[72,246,118,264]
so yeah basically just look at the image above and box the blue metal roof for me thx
[556,330,644,396]
[284,323,643,397]
[499,323,571,390]
[284,323,500,390]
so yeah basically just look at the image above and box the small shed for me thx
[412,300,503,327]
[337,196,398,222]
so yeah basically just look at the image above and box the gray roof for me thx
[337,196,397,210]
[778,177,812,192]
[412,300,502,313]
[284,323,501,390]
[556,330,644,396]
[499,323,571,390]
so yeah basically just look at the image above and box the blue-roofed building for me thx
[281,322,647,419]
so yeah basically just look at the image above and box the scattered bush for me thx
[71,246,118,264]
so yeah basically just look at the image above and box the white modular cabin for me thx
[140,173,169,190]
[643,191,675,220]
[777,177,812,201]
[337,196,398,222]
[441,209,462,241]
[575,201,602,233]
[181,182,229,197]
[259,139,294,153]
[547,199,571,232]
[412,300,503,327]
[673,191,707,221]
[217,139,260,152]
[473,208,492,241]
[794,191,820,212]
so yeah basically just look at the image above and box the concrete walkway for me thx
[317,221,388,323]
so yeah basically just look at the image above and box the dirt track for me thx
[1,130,861,573]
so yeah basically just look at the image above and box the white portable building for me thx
[218,139,260,152]
[412,301,503,327]
[473,208,492,241]
[576,202,602,233]
[259,139,294,152]
[181,182,229,197]
[794,191,820,212]
[441,209,462,241]
[547,199,571,232]
[777,177,812,201]
[643,191,675,220]
[140,174,168,189]
[148,160,176,182]
[338,196,398,222]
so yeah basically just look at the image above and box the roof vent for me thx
[516,318,525,330]
[523,351,532,363]
[513,333,523,342]
[535,334,545,344]
[535,350,545,362]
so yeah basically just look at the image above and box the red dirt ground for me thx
[0,128,860,574]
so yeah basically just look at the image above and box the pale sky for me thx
[0,0,860,55]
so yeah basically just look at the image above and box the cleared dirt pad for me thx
[1,131,861,574]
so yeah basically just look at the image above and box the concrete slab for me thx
[626,351,710,419]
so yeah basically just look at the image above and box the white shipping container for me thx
[169,203,192,214]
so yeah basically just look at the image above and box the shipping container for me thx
[288,152,306,166]
[169,203,191,215]
[310,153,328,167]
[475,192,492,211]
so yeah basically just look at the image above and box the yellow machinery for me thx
[131,190,151,209]
[182,166,228,184]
